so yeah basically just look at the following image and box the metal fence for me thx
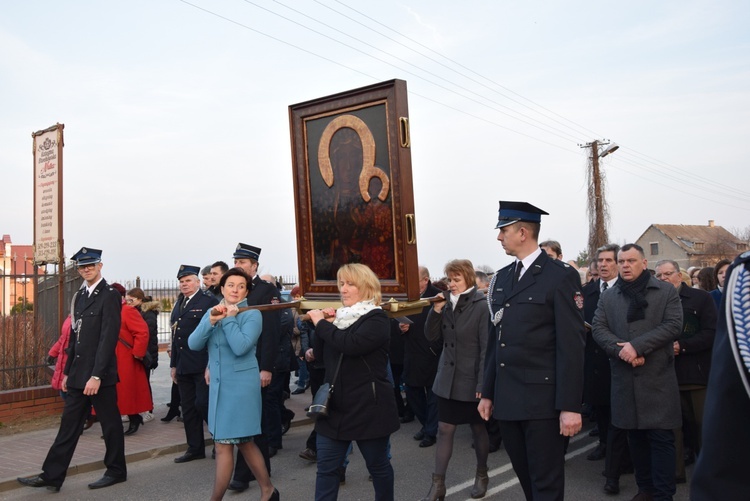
[0,271,298,391]
[0,267,81,391]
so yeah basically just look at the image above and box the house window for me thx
[738,243,748,251]
[650,242,659,256]
[694,242,704,251]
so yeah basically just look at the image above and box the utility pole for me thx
[580,140,618,262]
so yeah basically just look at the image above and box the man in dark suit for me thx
[583,243,632,494]
[691,251,750,500]
[399,266,442,448]
[479,201,586,501]
[18,247,126,491]
[654,259,716,481]
[171,264,219,463]
[229,243,282,492]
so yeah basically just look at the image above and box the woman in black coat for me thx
[307,263,400,501]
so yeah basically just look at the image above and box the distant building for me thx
[635,221,748,270]
[0,235,38,315]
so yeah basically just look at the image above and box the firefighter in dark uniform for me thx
[479,201,586,501]
[171,264,219,463]
[228,243,283,492]
[691,251,750,501]
[18,247,126,491]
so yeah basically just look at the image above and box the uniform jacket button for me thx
[500,363,505,367]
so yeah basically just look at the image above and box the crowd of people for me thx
[17,199,750,500]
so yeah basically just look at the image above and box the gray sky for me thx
[2,0,749,282]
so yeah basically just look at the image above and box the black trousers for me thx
[41,385,126,486]
[500,419,566,501]
[233,385,272,483]
[176,372,208,455]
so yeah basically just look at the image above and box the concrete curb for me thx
[0,418,313,493]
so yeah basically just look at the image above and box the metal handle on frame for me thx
[399,117,410,148]
[405,214,416,245]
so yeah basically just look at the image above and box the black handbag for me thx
[306,353,343,420]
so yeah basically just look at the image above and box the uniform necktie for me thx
[181,296,189,311]
[514,261,524,284]
[601,281,609,294]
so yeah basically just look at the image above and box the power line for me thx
[178,0,750,205]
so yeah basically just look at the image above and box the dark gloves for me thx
[46,355,56,365]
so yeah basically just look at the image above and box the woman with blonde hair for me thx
[307,263,399,501]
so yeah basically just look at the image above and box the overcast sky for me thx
[2,0,749,284]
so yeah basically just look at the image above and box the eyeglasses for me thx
[77,264,96,270]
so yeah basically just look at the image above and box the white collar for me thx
[516,248,543,279]
[85,277,104,296]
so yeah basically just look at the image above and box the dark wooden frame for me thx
[289,79,419,301]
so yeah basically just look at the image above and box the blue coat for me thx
[188,300,263,440]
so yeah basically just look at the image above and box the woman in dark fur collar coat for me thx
[308,263,399,501]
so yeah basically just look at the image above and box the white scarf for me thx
[449,286,475,309]
[333,299,380,329]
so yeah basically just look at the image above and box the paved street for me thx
[2,352,693,499]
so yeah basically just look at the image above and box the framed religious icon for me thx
[289,79,420,302]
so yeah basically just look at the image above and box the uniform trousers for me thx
[176,372,208,455]
[233,384,272,482]
[41,385,126,486]
[499,418,566,501]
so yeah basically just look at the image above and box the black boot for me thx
[124,414,143,436]
[161,406,181,422]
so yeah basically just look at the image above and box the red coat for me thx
[116,304,152,414]
[49,316,72,391]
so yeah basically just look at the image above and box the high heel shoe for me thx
[124,414,143,436]
[161,407,181,422]
[264,487,279,501]
[470,467,489,498]
[420,474,446,501]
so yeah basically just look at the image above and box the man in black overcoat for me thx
[18,247,126,491]
[400,266,442,447]
[479,201,586,501]
[654,259,716,481]
[171,264,219,463]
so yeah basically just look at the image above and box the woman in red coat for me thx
[112,283,153,435]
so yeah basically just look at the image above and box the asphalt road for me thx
[5,418,692,500]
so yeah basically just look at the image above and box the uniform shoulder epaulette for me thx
[548,259,569,269]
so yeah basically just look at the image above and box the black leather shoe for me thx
[88,475,126,489]
[413,430,425,441]
[603,478,620,494]
[291,387,306,395]
[419,436,437,448]
[489,440,502,453]
[400,413,414,423]
[17,475,60,492]
[587,443,607,461]
[228,480,249,492]
[174,451,206,463]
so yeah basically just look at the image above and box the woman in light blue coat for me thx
[189,268,279,501]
